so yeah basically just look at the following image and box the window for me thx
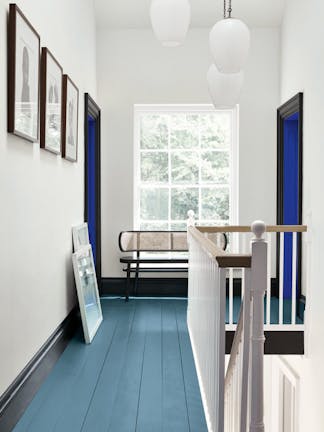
[134,105,238,230]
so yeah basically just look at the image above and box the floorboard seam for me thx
[106,302,143,432]
[161,301,164,432]
[134,304,149,432]
[175,305,191,432]
[79,309,132,432]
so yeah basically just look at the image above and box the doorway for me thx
[84,94,102,288]
[277,93,303,309]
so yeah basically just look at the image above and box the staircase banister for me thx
[188,226,251,268]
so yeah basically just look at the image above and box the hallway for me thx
[13,299,207,432]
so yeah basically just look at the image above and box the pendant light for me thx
[207,64,244,108]
[209,0,250,73]
[150,0,191,47]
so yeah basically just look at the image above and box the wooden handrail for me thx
[188,226,251,268]
[197,224,307,233]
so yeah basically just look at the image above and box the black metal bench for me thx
[119,230,227,301]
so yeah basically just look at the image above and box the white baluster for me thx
[229,268,234,325]
[291,232,297,325]
[279,232,284,325]
[266,233,272,325]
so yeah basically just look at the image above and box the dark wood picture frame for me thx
[277,92,303,301]
[8,3,40,143]
[62,75,79,162]
[40,47,63,155]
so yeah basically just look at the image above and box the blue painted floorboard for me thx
[14,299,207,432]
[15,296,301,432]
[135,301,163,432]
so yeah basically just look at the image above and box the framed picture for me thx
[72,245,103,344]
[40,47,63,154]
[62,75,79,162]
[72,223,90,251]
[8,4,40,142]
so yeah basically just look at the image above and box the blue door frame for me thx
[277,93,303,304]
[84,94,101,288]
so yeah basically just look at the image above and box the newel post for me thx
[250,221,267,432]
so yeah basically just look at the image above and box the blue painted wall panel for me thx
[283,113,299,298]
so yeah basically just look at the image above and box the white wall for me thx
[97,27,280,277]
[0,0,97,395]
[277,0,324,429]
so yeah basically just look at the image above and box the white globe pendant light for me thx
[150,0,191,47]
[209,0,250,73]
[207,64,244,108]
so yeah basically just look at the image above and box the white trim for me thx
[134,103,233,113]
[72,245,103,344]
[72,223,90,251]
[133,104,239,230]
[133,108,141,229]
[188,325,214,432]
[271,356,300,432]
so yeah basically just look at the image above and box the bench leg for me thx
[134,264,139,297]
[125,264,131,302]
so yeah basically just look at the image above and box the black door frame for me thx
[84,93,102,288]
[277,92,303,302]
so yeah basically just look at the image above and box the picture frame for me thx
[40,47,63,154]
[8,3,40,142]
[72,245,103,344]
[72,223,90,251]
[62,75,79,162]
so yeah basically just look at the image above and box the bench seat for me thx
[119,230,226,300]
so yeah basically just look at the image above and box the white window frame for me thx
[133,104,239,230]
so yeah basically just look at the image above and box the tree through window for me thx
[134,105,238,230]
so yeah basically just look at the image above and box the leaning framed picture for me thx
[40,47,63,154]
[8,4,40,142]
[72,223,90,251]
[72,245,103,344]
[62,75,79,162]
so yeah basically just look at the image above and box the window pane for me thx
[141,152,168,183]
[201,151,229,183]
[201,187,229,220]
[140,222,169,230]
[140,115,168,149]
[140,188,169,220]
[170,114,199,149]
[171,151,199,184]
[200,113,231,149]
[171,222,187,231]
[171,188,199,220]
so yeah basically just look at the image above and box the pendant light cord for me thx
[224,0,232,19]
[228,0,232,18]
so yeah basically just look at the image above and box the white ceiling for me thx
[94,0,285,30]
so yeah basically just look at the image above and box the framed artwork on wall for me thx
[40,47,63,154]
[8,4,40,142]
[72,223,90,251]
[72,245,103,344]
[62,75,79,161]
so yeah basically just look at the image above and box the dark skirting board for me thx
[0,308,79,432]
